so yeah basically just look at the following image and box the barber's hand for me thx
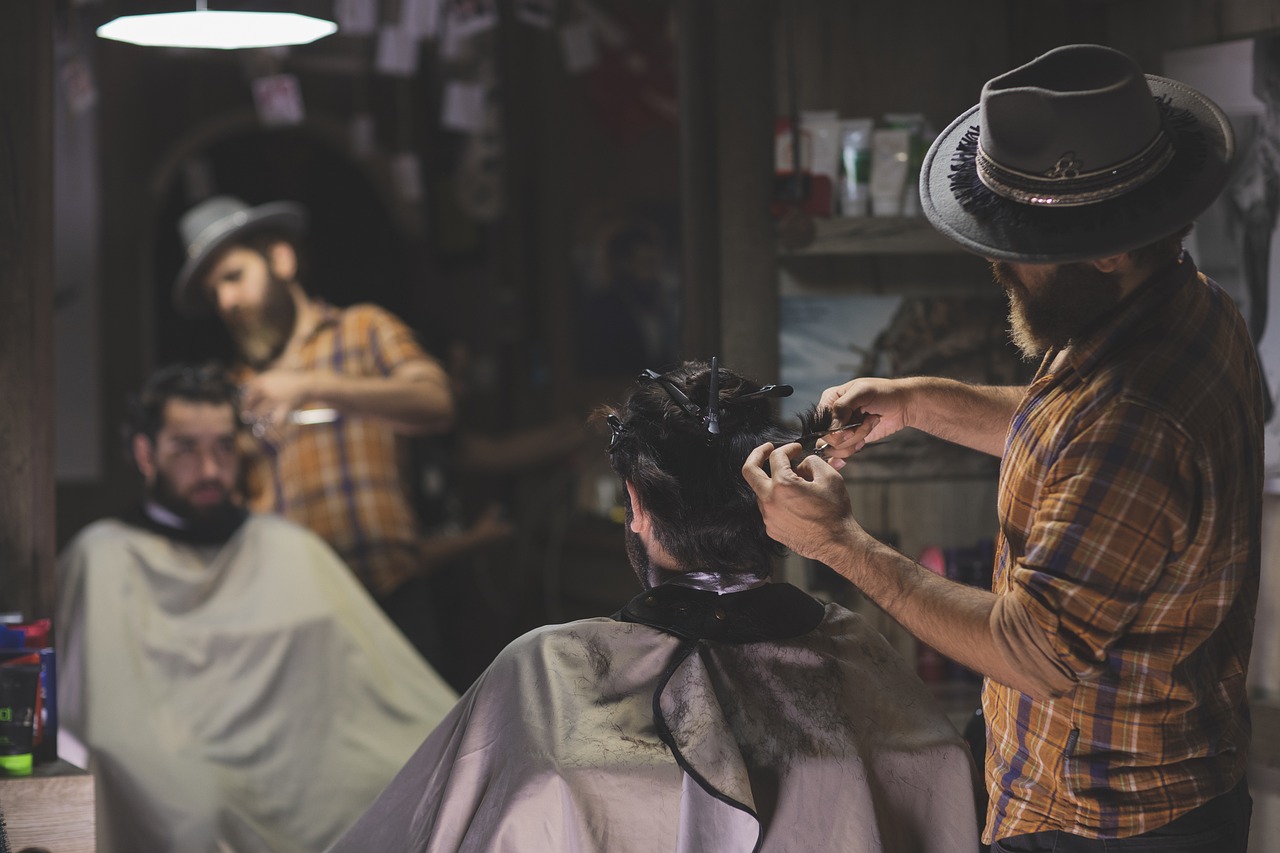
[742,441,861,564]
[815,377,910,468]
[241,370,319,429]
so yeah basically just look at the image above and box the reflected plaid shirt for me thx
[984,254,1263,842]
[241,303,432,599]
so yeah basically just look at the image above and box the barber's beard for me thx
[150,469,243,540]
[992,261,1123,360]
[231,273,298,370]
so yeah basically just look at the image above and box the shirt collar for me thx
[300,299,341,346]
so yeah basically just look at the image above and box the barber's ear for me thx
[267,242,298,282]
[1090,253,1126,274]
[625,481,650,535]
[132,434,157,484]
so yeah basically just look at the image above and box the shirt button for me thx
[713,607,726,621]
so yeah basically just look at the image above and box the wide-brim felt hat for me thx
[920,44,1234,264]
[173,195,307,316]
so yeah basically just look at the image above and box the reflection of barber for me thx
[173,196,456,660]
[577,223,678,374]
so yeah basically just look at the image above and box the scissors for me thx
[796,412,868,459]
[241,407,339,439]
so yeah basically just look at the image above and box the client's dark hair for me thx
[125,362,241,445]
[603,360,830,575]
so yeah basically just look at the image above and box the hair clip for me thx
[735,383,794,402]
[704,356,721,436]
[638,368,703,420]
[639,360,797,441]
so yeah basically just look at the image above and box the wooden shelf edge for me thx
[780,216,964,256]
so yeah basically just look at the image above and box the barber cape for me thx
[331,579,980,852]
[56,510,459,853]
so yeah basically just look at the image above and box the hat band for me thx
[187,210,251,260]
[976,128,1175,208]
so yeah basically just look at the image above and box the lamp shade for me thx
[97,9,337,50]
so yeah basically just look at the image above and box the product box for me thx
[1,619,57,767]
[773,111,840,218]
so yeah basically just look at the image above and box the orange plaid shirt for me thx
[984,254,1263,842]
[241,303,434,598]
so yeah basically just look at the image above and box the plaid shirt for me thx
[984,254,1263,842]
[241,303,433,598]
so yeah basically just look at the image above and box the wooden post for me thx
[678,0,778,381]
[0,2,56,621]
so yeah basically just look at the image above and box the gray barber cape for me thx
[56,511,460,853]
[330,580,980,852]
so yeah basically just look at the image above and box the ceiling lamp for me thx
[97,1,338,50]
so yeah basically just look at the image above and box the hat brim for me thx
[920,75,1235,264]
[173,202,307,317]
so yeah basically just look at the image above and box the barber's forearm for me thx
[820,530,1071,700]
[903,377,1023,457]
[311,372,455,433]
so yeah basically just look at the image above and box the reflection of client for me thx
[1227,34,1280,419]
[576,223,679,374]
[56,364,458,853]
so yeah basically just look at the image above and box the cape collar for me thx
[616,580,825,643]
[123,501,249,547]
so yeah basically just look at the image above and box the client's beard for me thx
[150,470,244,542]
[231,273,298,370]
[991,261,1123,360]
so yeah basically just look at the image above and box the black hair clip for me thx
[639,357,795,441]
[736,383,794,402]
[638,368,701,419]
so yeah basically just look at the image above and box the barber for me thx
[744,44,1261,852]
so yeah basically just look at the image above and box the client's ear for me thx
[132,434,157,484]
[625,481,650,535]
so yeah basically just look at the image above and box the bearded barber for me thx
[173,196,457,661]
[744,45,1261,852]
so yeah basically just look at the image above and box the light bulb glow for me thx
[97,10,337,50]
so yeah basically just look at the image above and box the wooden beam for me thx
[677,0,778,380]
[0,1,56,620]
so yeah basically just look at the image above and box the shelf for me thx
[0,759,95,852]
[780,216,964,256]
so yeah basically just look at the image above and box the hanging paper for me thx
[516,0,556,29]
[560,21,597,74]
[251,74,305,127]
[60,57,98,116]
[443,0,498,41]
[441,81,487,133]
[402,0,443,39]
[391,152,424,202]
[349,113,377,158]
[335,0,379,36]
[375,26,420,77]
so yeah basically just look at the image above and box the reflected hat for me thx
[173,195,307,316]
[920,44,1234,263]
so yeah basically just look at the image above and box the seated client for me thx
[331,360,981,853]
